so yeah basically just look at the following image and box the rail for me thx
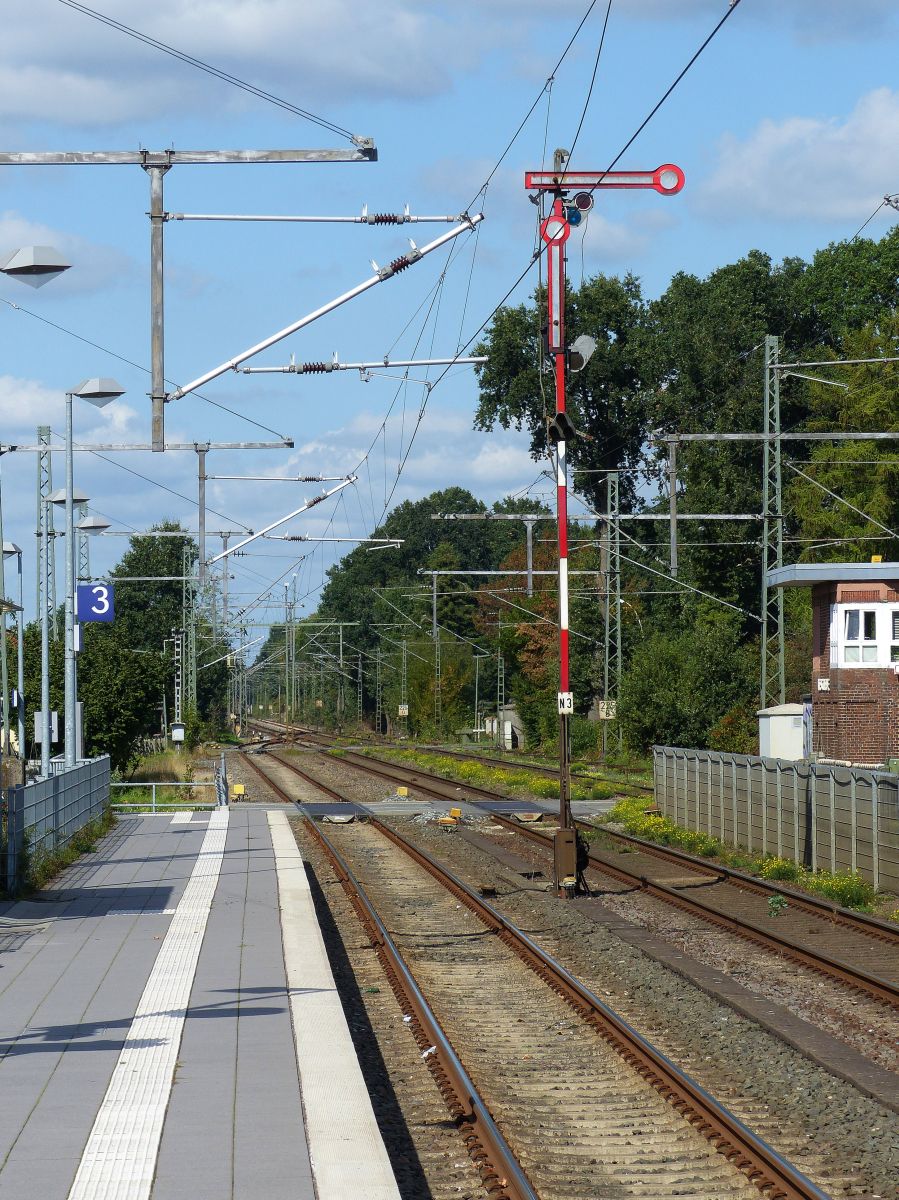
[245,747,831,1200]
[282,744,899,1009]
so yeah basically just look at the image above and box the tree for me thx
[474,274,646,511]
[20,521,229,771]
[616,613,757,752]
[787,317,899,562]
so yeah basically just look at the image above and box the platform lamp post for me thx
[61,379,125,765]
[2,544,25,758]
[1,246,70,766]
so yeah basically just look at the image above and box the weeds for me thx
[597,796,880,913]
[362,748,629,804]
[17,807,117,894]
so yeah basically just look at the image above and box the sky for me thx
[1,0,898,630]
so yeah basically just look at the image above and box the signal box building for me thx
[769,563,899,766]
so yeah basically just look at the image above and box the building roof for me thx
[767,563,899,589]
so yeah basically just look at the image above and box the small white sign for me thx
[557,691,574,714]
[816,677,830,692]
[398,703,409,717]
[170,722,185,743]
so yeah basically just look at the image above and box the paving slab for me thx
[0,805,398,1200]
[152,807,314,1200]
[0,815,209,1200]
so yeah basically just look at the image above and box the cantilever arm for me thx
[168,214,484,403]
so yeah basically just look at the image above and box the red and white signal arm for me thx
[526,164,685,196]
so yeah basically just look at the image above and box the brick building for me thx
[769,563,899,765]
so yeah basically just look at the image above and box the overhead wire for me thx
[591,0,745,190]
[0,297,288,439]
[567,0,614,167]
[851,195,898,241]
[55,0,357,141]
[48,431,251,530]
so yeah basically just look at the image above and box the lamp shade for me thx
[76,515,111,534]
[69,378,125,406]
[49,488,90,506]
[0,245,71,288]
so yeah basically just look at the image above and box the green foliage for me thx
[20,522,229,771]
[616,613,757,752]
[475,274,647,511]
[367,747,624,803]
[599,797,878,911]
[17,807,116,894]
[707,705,758,754]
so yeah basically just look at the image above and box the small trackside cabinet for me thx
[553,827,578,888]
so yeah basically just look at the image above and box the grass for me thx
[126,749,194,784]
[16,806,118,894]
[357,747,623,804]
[110,783,209,812]
[593,796,883,915]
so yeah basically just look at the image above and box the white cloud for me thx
[0,210,137,295]
[579,209,665,262]
[281,400,537,519]
[698,88,899,222]
[0,0,477,126]
[0,374,144,441]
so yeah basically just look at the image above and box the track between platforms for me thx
[240,750,536,1200]
[244,747,836,1200]
[270,739,899,1013]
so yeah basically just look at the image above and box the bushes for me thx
[368,748,627,804]
[599,797,880,912]
[616,614,757,753]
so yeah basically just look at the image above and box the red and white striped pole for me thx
[541,189,574,837]
[527,155,684,889]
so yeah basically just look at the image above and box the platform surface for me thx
[0,806,399,1200]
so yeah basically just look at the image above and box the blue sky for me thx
[1,0,898,623]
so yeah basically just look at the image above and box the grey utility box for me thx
[757,703,805,761]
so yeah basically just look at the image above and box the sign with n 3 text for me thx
[76,582,115,623]
[558,691,574,714]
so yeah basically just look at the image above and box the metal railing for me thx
[111,757,229,812]
[4,756,110,892]
[110,781,218,812]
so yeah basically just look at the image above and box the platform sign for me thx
[76,582,115,623]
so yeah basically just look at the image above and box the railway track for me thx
[243,747,832,1200]
[261,739,899,1013]
[417,743,655,794]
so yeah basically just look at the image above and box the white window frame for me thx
[831,602,899,668]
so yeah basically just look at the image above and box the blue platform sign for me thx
[76,582,115,623]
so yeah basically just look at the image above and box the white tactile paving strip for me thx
[66,808,229,1200]
[267,811,401,1200]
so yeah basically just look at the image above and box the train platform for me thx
[0,806,401,1200]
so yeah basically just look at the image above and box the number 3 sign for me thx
[76,583,115,623]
